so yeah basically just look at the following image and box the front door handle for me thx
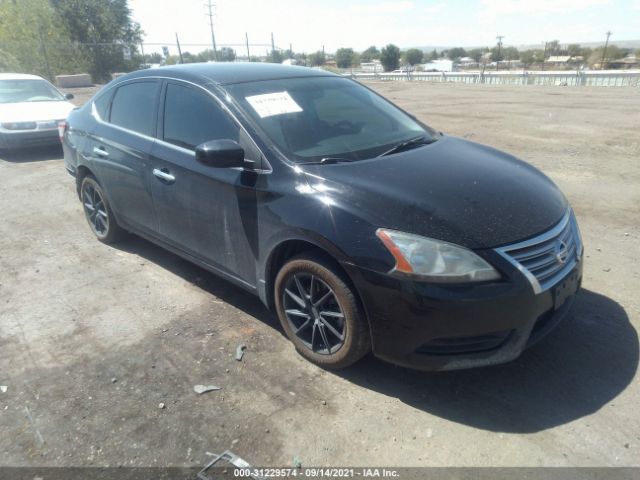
[93,146,108,157]
[152,168,175,184]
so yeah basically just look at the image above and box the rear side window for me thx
[93,90,112,120]
[163,83,238,150]
[109,81,159,137]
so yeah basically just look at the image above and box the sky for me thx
[129,0,640,55]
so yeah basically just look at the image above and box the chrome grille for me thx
[496,210,582,294]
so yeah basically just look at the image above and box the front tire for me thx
[80,176,126,244]
[274,253,371,369]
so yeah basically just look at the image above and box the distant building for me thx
[360,61,382,73]
[421,59,453,72]
[546,55,572,63]
[458,56,476,65]
[609,54,639,69]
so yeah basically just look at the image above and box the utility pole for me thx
[205,0,218,61]
[289,43,292,59]
[175,32,183,64]
[542,41,547,70]
[271,32,275,54]
[601,30,612,70]
[495,35,504,71]
[139,40,145,65]
[245,32,250,60]
[38,29,52,81]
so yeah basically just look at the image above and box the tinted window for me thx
[109,81,159,136]
[93,90,112,120]
[163,83,238,150]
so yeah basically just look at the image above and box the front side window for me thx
[226,76,436,163]
[163,83,239,150]
[109,81,159,137]
[0,79,65,104]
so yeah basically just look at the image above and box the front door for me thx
[148,81,261,285]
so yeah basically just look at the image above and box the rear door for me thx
[148,81,262,285]
[88,80,160,236]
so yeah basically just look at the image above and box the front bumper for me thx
[344,255,582,371]
[0,129,60,149]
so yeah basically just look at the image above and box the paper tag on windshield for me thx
[245,91,302,118]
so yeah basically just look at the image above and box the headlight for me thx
[376,228,501,283]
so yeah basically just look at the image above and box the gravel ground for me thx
[0,81,638,468]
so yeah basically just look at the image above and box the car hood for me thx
[0,101,75,123]
[300,135,568,249]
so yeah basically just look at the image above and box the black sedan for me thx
[62,63,583,371]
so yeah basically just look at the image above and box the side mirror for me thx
[195,139,245,168]
[65,93,75,100]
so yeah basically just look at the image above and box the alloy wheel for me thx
[282,273,346,355]
[82,183,109,237]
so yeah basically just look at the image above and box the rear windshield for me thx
[226,76,435,163]
[0,79,65,104]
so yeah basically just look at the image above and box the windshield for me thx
[0,79,65,104]
[226,76,436,163]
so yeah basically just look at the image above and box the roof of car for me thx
[122,62,337,86]
[0,73,45,81]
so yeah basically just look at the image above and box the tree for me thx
[51,0,142,81]
[0,48,21,72]
[309,50,326,66]
[567,43,582,56]
[520,49,544,66]
[503,46,519,61]
[180,51,198,64]
[196,49,215,62]
[447,47,467,60]
[546,40,561,56]
[426,49,438,61]
[360,46,380,62]
[490,46,503,62]
[267,49,283,63]
[588,45,624,68]
[335,48,355,68]
[468,48,484,63]
[218,47,236,62]
[0,0,89,78]
[144,52,163,64]
[403,48,423,66]
[351,52,361,68]
[380,44,400,71]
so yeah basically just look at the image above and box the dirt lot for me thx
[1,81,639,468]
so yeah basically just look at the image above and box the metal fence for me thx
[348,70,640,87]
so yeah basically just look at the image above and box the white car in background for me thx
[0,73,76,151]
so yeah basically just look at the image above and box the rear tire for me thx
[274,253,371,369]
[80,176,126,244]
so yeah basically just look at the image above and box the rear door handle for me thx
[152,168,175,184]
[93,146,108,157]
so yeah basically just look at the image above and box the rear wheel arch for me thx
[75,165,95,198]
